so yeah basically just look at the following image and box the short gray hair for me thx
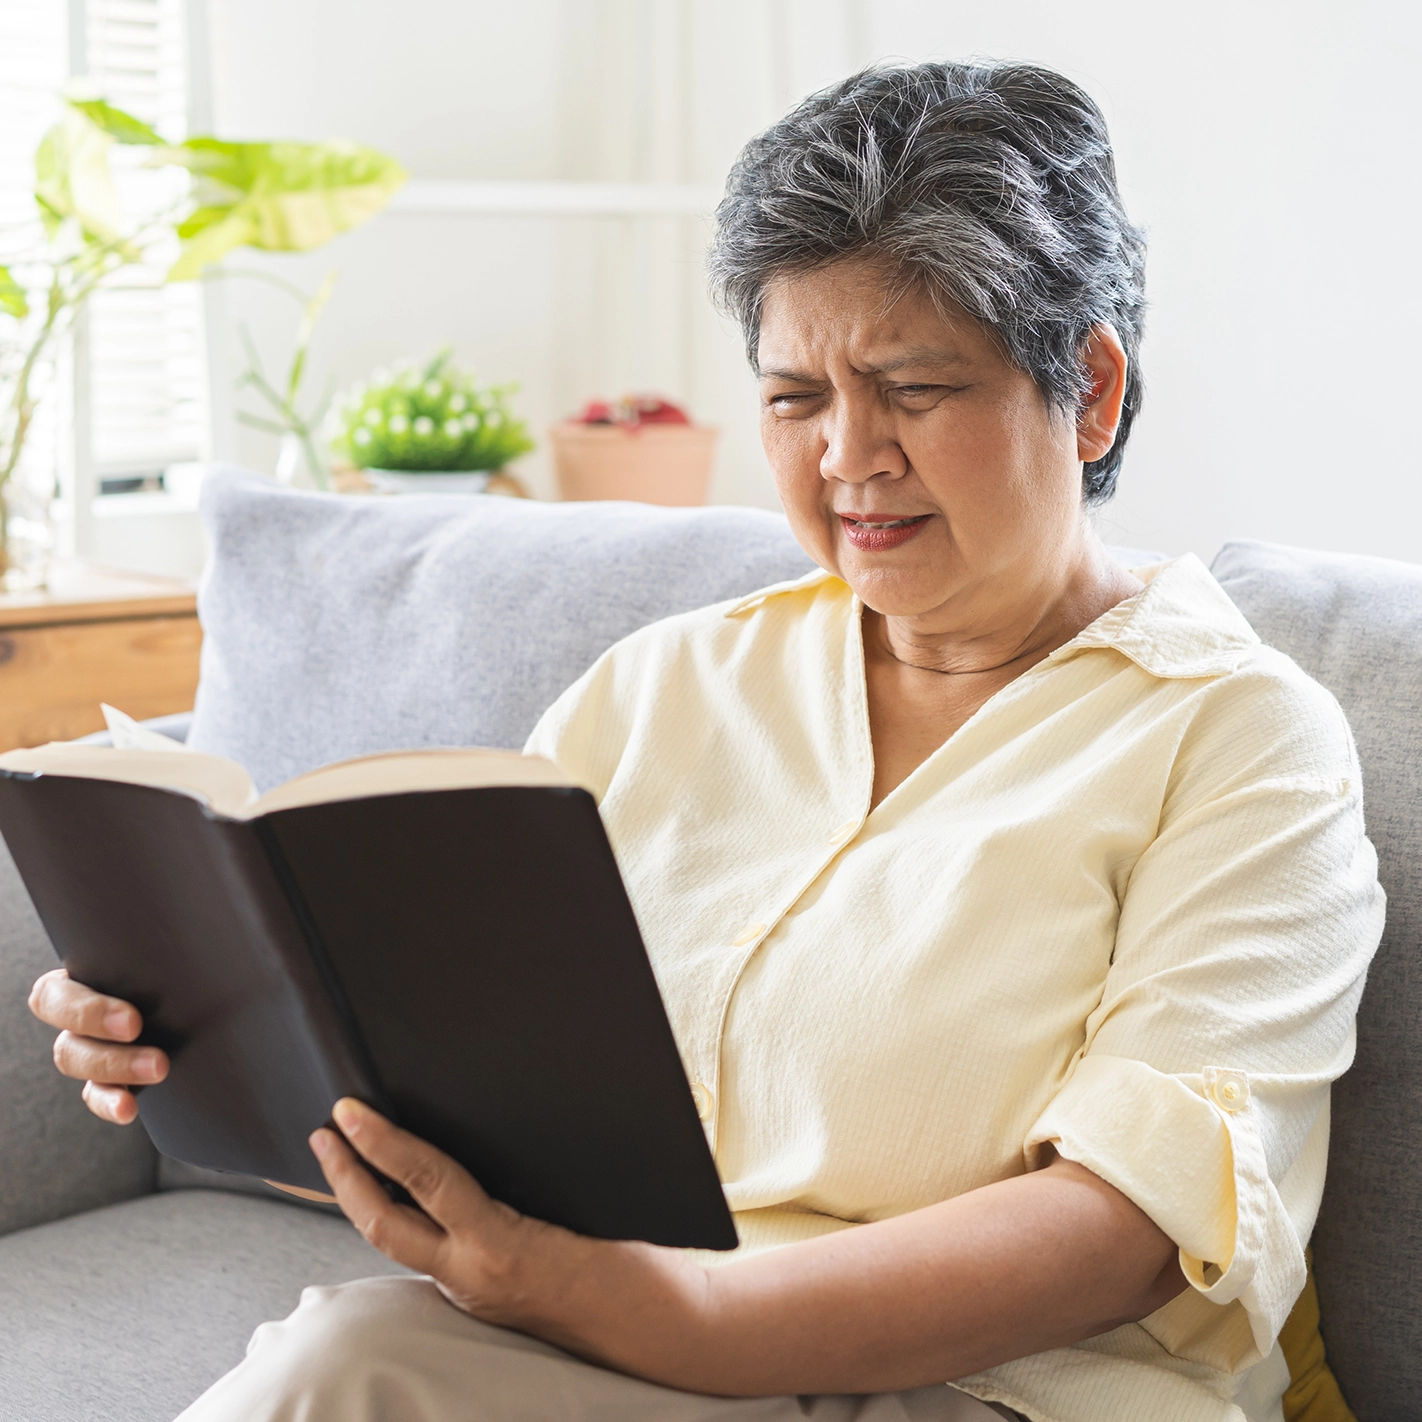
[707,61,1147,503]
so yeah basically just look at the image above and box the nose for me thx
[818,399,908,485]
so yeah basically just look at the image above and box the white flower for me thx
[388,414,410,434]
[363,408,382,427]
[423,380,444,399]
[448,392,467,413]
[462,413,478,430]
[353,427,372,446]
[413,415,435,436]
[443,418,463,438]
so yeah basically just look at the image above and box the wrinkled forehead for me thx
[756,258,994,378]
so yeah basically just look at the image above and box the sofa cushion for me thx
[1211,540,1422,1422]
[188,467,817,791]
[0,1188,407,1420]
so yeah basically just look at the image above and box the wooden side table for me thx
[0,563,202,753]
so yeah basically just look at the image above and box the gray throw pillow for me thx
[1211,539,1422,1421]
[188,467,816,791]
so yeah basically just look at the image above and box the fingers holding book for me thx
[28,968,168,1124]
[310,1097,567,1329]
[308,1103,446,1275]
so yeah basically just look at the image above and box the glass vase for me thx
[0,462,57,593]
[275,431,332,491]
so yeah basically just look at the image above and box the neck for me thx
[871,525,1142,678]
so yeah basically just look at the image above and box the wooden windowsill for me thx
[0,562,198,630]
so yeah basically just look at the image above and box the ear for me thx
[1076,324,1128,465]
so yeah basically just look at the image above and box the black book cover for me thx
[0,769,737,1250]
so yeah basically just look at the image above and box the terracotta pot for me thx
[549,422,718,506]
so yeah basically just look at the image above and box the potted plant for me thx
[548,395,718,506]
[328,350,534,493]
[0,94,406,586]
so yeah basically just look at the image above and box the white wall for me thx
[201,0,1422,563]
[861,1,1422,563]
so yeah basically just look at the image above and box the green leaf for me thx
[0,265,28,320]
[175,204,231,240]
[165,138,406,280]
[65,98,162,146]
[34,109,124,242]
[33,192,66,239]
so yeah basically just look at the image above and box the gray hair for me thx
[707,61,1147,503]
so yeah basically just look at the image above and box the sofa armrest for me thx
[0,839,157,1237]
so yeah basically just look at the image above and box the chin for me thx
[841,563,952,619]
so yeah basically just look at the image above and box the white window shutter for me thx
[82,0,206,489]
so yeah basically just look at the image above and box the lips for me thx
[838,513,931,552]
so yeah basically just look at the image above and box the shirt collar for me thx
[727,554,1258,681]
[1063,553,1259,678]
[724,567,838,617]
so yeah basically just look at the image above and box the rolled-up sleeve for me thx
[1026,670,1385,1369]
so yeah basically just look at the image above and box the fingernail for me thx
[105,1009,131,1037]
[309,1129,331,1158]
[332,1098,363,1134]
[135,1050,162,1081]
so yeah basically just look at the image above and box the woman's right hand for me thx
[27,967,168,1123]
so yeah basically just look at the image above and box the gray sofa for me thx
[0,469,1417,1420]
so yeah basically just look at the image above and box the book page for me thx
[0,743,258,816]
[242,748,575,818]
[0,740,575,820]
[102,703,192,753]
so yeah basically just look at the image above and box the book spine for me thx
[250,820,393,1118]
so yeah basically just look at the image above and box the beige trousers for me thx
[175,1276,1018,1422]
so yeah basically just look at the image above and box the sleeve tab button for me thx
[1204,1067,1250,1113]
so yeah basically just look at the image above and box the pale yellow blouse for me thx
[524,555,1384,1422]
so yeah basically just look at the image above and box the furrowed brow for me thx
[758,366,823,383]
[864,346,974,375]
[759,348,974,383]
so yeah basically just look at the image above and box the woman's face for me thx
[757,258,1121,630]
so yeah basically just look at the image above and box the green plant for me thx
[330,351,535,473]
[225,267,340,490]
[0,94,406,569]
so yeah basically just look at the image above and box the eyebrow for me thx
[758,346,975,382]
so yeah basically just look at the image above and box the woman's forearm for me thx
[313,1102,1188,1398]
[540,1156,1187,1396]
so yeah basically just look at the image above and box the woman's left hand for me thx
[309,1098,708,1356]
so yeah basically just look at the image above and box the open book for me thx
[0,717,737,1250]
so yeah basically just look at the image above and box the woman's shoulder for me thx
[595,565,846,672]
[524,567,845,779]
[1099,554,1357,781]
[1179,636,1360,791]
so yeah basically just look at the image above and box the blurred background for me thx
[4,0,1420,577]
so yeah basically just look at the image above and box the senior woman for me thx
[31,61,1381,1422]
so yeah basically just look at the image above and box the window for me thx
[82,0,206,493]
[0,0,205,519]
